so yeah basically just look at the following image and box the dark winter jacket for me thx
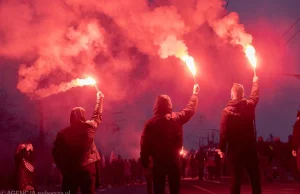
[52,96,103,174]
[218,81,259,160]
[257,141,272,158]
[292,119,300,150]
[195,150,206,164]
[140,94,198,168]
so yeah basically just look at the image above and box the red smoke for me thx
[0,0,253,99]
[0,0,282,157]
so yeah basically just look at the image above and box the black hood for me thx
[153,95,172,116]
[70,107,86,126]
[224,99,249,116]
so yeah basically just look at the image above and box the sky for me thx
[0,0,300,158]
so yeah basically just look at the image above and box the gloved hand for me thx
[97,91,104,99]
[253,76,259,83]
[292,150,297,157]
[193,84,200,95]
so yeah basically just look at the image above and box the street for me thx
[96,178,300,194]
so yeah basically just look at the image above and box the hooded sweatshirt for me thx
[140,93,198,168]
[218,81,259,159]
[52,96,103,174]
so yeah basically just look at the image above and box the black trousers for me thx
[230,157,261,194]
[197,163,204,180]
[152,159,180,194]
[62,163,96,194]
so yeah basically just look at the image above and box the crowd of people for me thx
[50,155,146,188]
[178,135,300,183]
[14,135,300,191]
[12,76,300,194]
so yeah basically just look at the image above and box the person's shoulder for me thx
[144,117,155,128]
[58,126,70,135]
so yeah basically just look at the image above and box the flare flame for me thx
[181,55,196,77]
[245,45,257,68]
[33,76,97,99]
[77,77,96,86]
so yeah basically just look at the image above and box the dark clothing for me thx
[292,119,300,151]
[195,151,206,180]
[140,94,198,168]
[218,81,261,194]
[219,81,259,156]
[146,173,153,194]
[189,156,197,179]
[257,141,272,163]
[257,141,272,158]
[215,153,221,179]
[180,157,187,179]
[230,157,261,194]
[273,141,286,166]
[153,159,181,194]
[140,93,198,194]
[62,162,96,194]
[52,96,103,193]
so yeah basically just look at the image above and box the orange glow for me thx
[245,45,257,68]
[181,55,196,77]
[77,76,96,86]
[179,146,187,157]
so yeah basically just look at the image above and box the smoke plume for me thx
[0,0,258,157]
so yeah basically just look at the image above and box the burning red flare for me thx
[33,76,98,98]
[181,55,196,77]
[76,76,97,86]
[179,146,187,157]
[245,45,257,69]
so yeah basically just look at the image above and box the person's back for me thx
[221,99,257,159]
[218,76,261,194]
[144,114,185,163]
[52,91,104,194]
[140,84,199,194]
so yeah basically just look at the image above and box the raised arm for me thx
[87,91,104,128]
[246,76,259,107]
[175,84,199,124]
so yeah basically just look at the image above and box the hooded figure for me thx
[52,91,104,194]
[218,76,261,194]
[140,84,199,194]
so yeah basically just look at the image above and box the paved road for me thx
[96,178,300,194]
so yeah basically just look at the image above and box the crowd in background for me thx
[44,134,299,189]
[179,135,299,183]
[50,154,145,188]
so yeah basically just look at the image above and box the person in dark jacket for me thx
[256,136,272,183]
[292,110,300,173]
[52,91,104,194]
[14,143,35,191]
[195,148,206,180]
[273,137,287,181]
[179,155,187,180]
[140,84,199,194]
[217,76,261,194]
